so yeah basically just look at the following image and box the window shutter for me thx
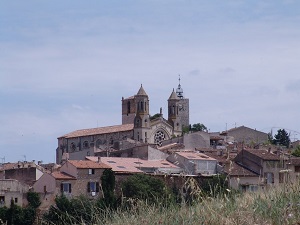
[96,182,99,192]
[61,183,63,192]
[87,182,90,192]
[69,183,72,193]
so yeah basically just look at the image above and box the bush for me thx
[121,174,170,204]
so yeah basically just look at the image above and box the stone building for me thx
[56,79,189,164]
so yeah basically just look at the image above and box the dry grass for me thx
[107,183,300,225]
[41,182,300,225]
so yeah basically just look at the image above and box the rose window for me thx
[154,131,165,146]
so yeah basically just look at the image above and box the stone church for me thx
[56,79,189,164]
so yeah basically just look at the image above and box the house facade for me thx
[167,151,217,175]
[0,179,30,207]
[234,149,285,186]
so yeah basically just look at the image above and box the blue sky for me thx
[1,1,300,163]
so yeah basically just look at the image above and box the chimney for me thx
[97,157,101,163]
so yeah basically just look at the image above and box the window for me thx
[61,183,72,193]
[279,172,284,183]
[127,101,131,114]
[0,196,5,205]
[14,198,18,203]
[70,143,76,152]
[88,168,95,175]
[87,182,99,193]
[264,172,274,184]
[248,185,258,192]
[83,141,89,149]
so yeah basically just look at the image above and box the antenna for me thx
[22,155,26,162]
[0,157,5,164]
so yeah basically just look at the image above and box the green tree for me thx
[122,174,168,203]
[100,169,116,208]
[27,191,41,209]
[292,145,300,157]
[273,129,290,148]
[190,123,208,132]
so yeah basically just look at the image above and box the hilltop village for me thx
[1,80,300,211]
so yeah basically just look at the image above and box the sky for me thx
[1,0,300,163]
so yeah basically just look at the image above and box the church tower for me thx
[133,85,150,143]
[176,75,189,128]
[122,96,136,124]
[168,89,182,135]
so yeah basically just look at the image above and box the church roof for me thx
[168,88,179,100]
[60,124,134,139]
[136,84,148,96]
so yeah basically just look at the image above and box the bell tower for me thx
[133,85,150,143]
[168,88,182,135]
[176,75,189,128]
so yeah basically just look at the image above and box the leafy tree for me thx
[27,191,41,209]
[100,169,116,208]
[190,123,208,132]
[291,145,300,157]
[122,174,168,203]
[272,129,290,148]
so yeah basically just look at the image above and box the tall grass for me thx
[41,182,300,225]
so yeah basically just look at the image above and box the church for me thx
[56,79,189,164]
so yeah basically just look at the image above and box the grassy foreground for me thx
[41,182,300,225]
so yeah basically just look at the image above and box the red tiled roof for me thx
[67,160,111,169]
[175,151,217,161]
[86,157,179,173]
[60,124,134,138]
[224,162,258,177]
[244,149,281,161]
[51,171,76,180]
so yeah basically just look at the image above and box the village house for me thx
[0,161,44,186]
[167,151,218,175]
[0,179,30,207]
[234,149,286,185]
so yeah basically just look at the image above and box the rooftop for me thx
[243,149,281,161]
[60,124,134,139]
[224,161,258,177]
[67,160,111,169]
[86,156,179,173]
[51,171,76,180]
[175,151,217,161]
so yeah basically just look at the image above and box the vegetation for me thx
[190,123,208,132]
[99,169,116,208]
[0,191,40,225]
[121,174,170,204]
[269,129,291,148]
[40,179,300,225]
[291,145,300,157]
[182,123,208,134]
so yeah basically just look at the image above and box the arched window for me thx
[83,141,89,149]
[127,101,131,114]
[141,101,144,111]
[96,139,102,148]
[70,142,76,152]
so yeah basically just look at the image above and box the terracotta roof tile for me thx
[224,162,258,177]
[86,157,179,173]
[68,160,111,169]
[175,151,217,161]
[60,124,134,138]
[51,171,76,180]
[244,149,281,161]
